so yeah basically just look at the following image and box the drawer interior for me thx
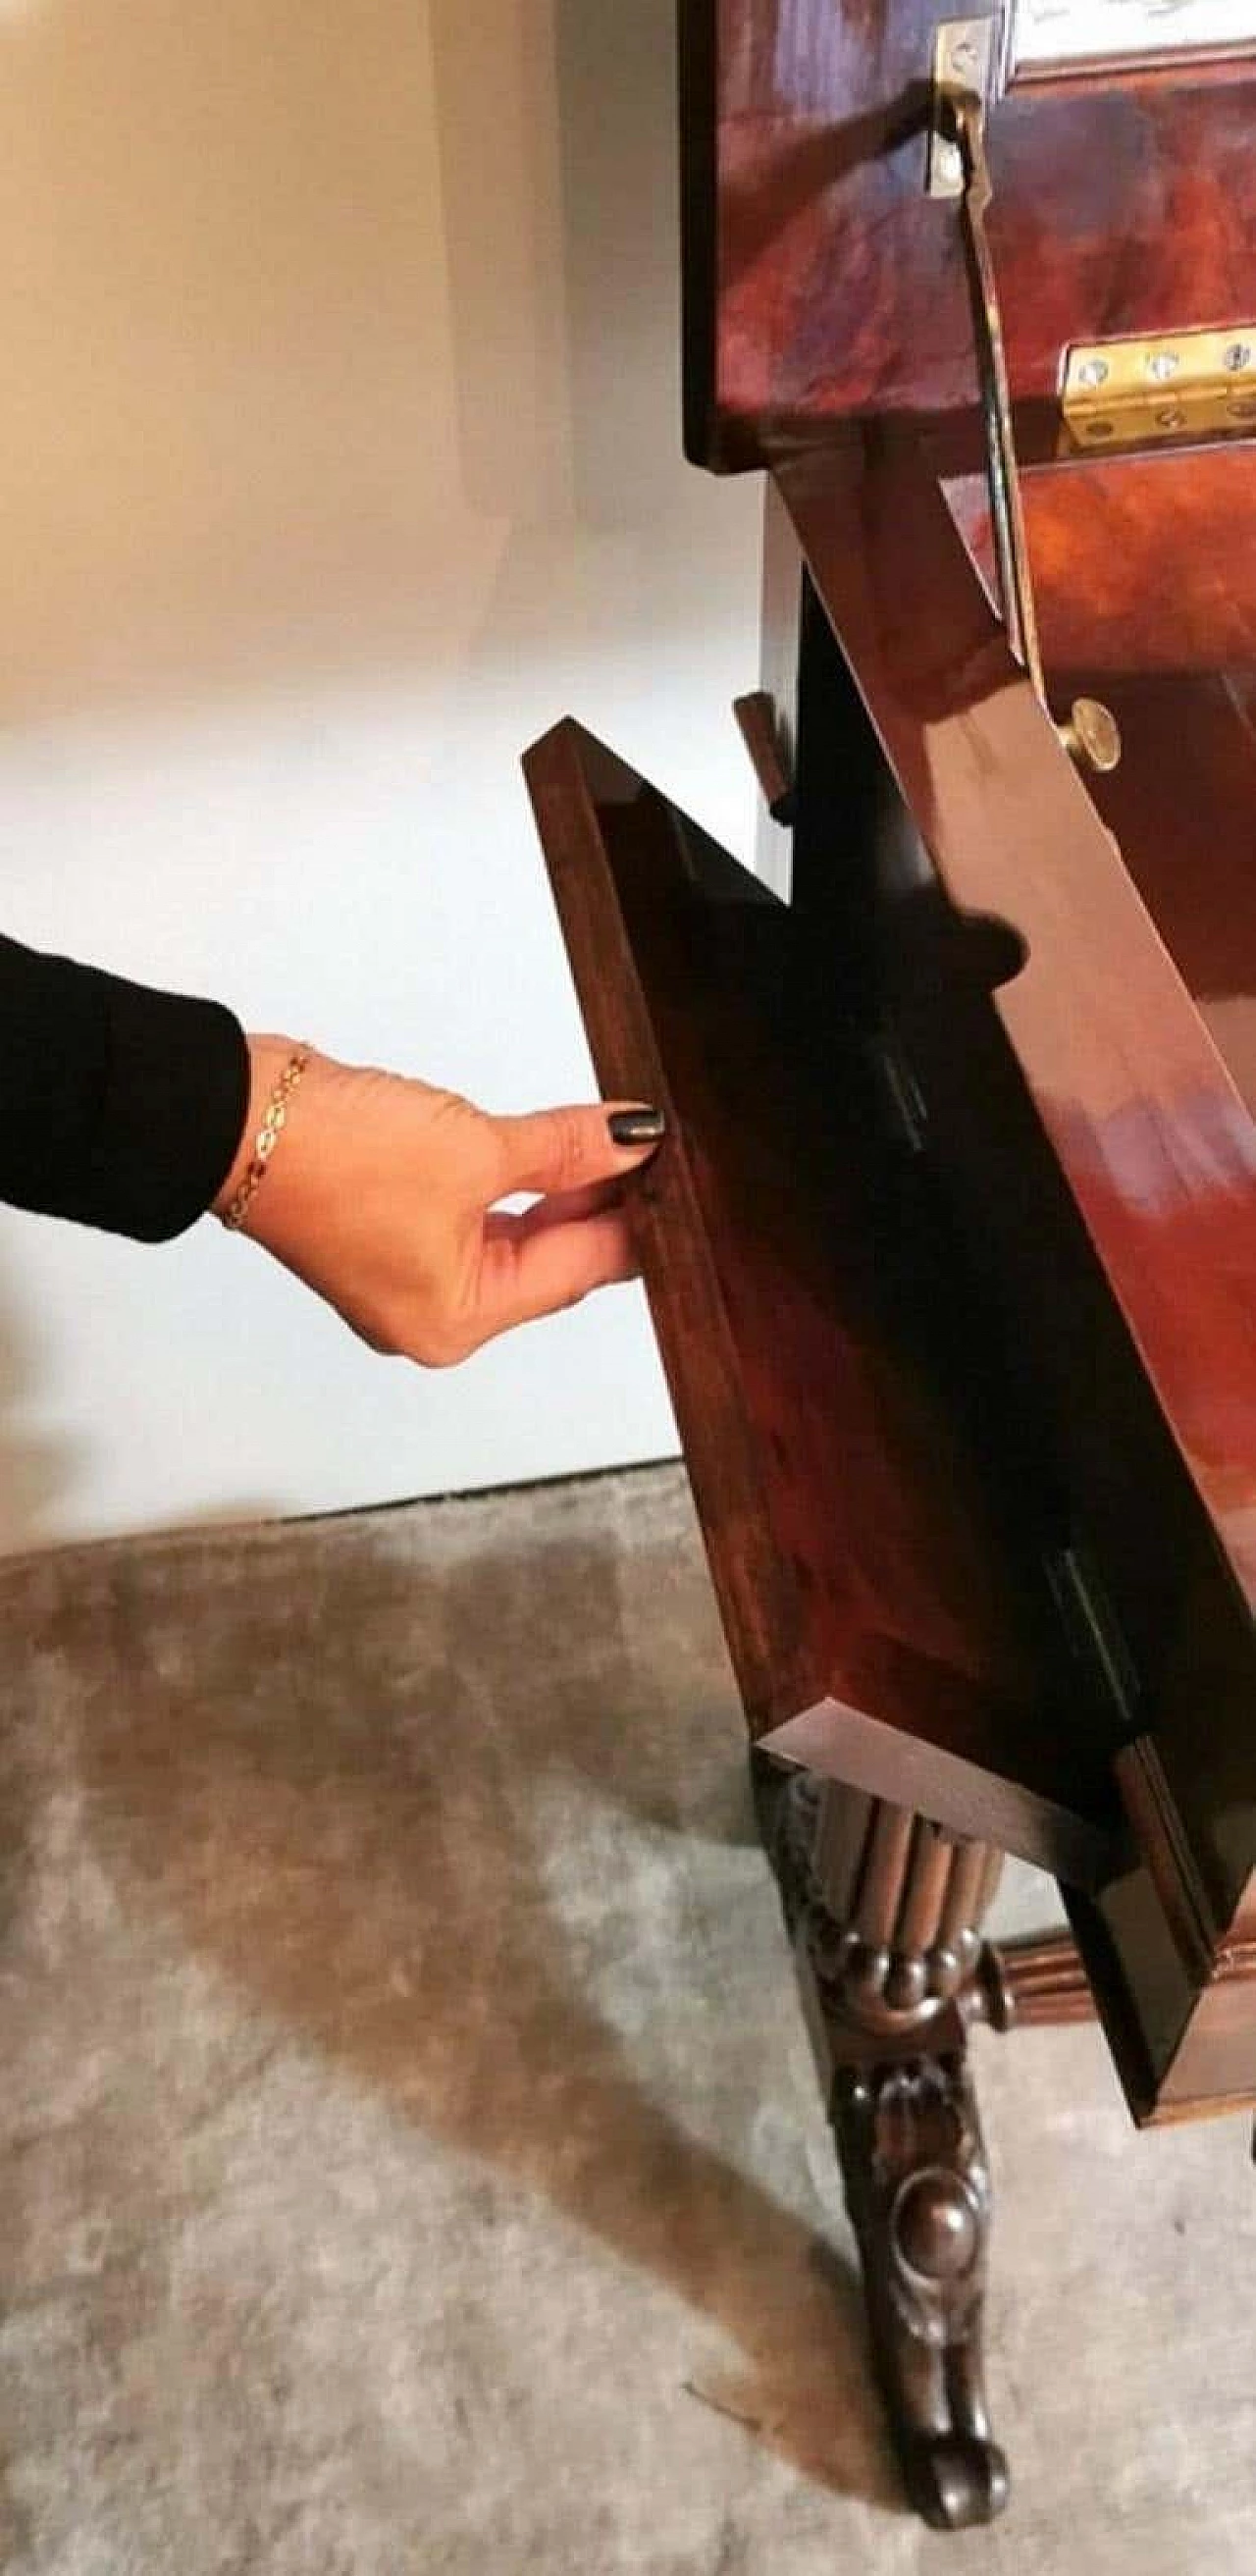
[523,716,1120,1885]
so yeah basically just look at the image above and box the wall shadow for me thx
[552,0,692,532]
[429,0,690,532]
[1,0,449,722]
[52,1495,900,2509]
[1,0,707,728]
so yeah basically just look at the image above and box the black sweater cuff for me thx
[0,936,250,1242]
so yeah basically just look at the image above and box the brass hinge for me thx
[926,18,997,198]
[1062,325,1256,454]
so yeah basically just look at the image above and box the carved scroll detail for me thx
[834,2055,1008,2529]
[756,1760,1012,2527]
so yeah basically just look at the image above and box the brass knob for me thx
[1059,697,1122,774]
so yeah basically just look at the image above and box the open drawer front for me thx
[525,446,1256,2124]
[523,718,1120,1887]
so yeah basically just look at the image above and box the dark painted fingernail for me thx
[608,1106,665,1148]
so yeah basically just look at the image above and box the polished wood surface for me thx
[947,447,1256,673]
[773,435,1256,2116]
[1075,669,1256,1109]
[523,717,1117,1883]
[776,436,1256,1613]
[997,1931,1095,2027]
[681,0,1256,462]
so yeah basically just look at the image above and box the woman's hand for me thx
[213,1037,664,1366]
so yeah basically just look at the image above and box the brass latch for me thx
[1061,325,1256,452]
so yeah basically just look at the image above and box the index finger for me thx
[473,1206,640,1340]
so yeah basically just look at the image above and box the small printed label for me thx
[1009,0,1255,72]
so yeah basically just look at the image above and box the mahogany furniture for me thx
[524,0,1256,2529]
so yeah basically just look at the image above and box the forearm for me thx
[0,935,661,1359]
[0,934,249,1241]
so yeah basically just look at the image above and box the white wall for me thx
[0,0,762,1550]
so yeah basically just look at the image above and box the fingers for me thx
[471,1100,662,1341]
[474,1205,640,1340]
[483,1179,623,1242]
[490,1101,664,1200]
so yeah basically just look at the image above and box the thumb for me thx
[491,1101,664,1199]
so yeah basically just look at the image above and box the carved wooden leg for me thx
[755,1761,1011,2530]
[995,1931,1095,2024]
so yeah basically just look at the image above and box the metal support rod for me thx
[944,89,1121,775]
[953,98,1047,709]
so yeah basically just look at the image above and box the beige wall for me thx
[0,0,761,1547]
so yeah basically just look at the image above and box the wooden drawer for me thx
[525,713,1119,1884]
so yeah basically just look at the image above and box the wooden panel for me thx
[774,433,1256,2115]
[775,433,1256,1626]
[681,0,1256,462]
[523,717,1118,1883]
[1080,669,1256,1109]
[946,447,1256,673]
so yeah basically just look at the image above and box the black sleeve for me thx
[0,934,250,1242]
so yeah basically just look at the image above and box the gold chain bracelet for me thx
[220,1046,311,1232]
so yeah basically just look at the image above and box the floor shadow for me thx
[58,1494,900,2509]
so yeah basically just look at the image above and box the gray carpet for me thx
[1,1463,1252,2575]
